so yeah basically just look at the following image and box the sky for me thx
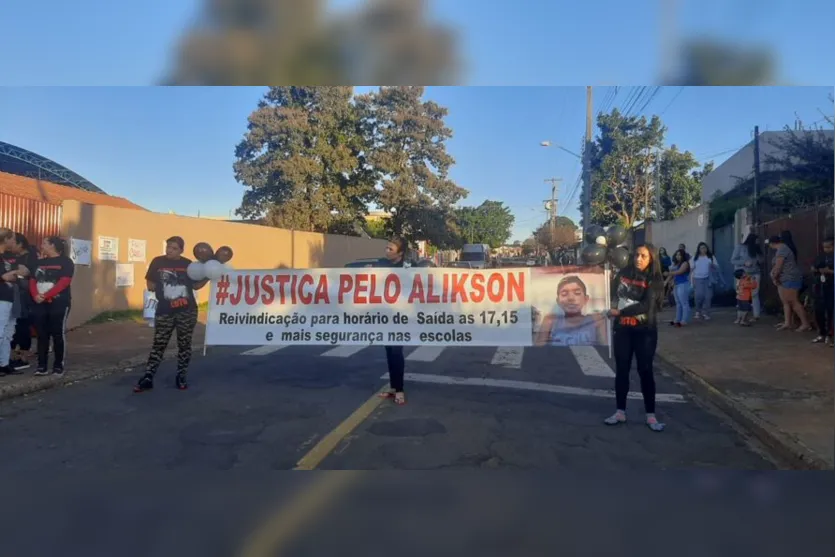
[1,86,831,241]
[1,0,834,85]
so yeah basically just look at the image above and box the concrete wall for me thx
[60,200,387,328]
[646,205,709,255]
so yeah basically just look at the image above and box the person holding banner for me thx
[134,236,208,393]
[377,237,410,405]
[604,243,666,432]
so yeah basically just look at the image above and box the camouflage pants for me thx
[146,308,198,375]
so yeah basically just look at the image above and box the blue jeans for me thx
[673,282,691,324]
[693,277,712,315]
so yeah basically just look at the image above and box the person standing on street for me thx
[811,236,834,345]
[604,243,666,431]
[29,236,74,376]
[691,242,720,320]
[666,248,691,327]
[769,231,812,332]
[377,237,410,405]
[0,228,27,377]
[134,236,208,393]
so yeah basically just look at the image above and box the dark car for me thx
[344,258,379,268]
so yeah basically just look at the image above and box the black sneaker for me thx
[33,368,49,376]
[11,360,30,372]
[134,373,154,393]
[175,372,188,390]
[0,366,9,377]
[53,367,65,377]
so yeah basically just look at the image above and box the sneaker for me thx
[694,312,702,320]
[134,373,154,393]
[0,366,9,377]
[10,360,30,372]
[826,337,833,346]
[702,314,711,321]
[812,336,826,343]
[33,368,49,376]
[175,372,188,390]
[52,367,64,377]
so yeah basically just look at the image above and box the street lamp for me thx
[540,140,582,159]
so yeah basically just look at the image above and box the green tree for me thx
[589,109,665,228]
[657,146,714,220]
[234,86,376,233]
[534,220,578,253]
[454,200,515,248]
[364,218,389,239]
[356,86,467,247]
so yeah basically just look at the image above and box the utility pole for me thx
[582,86,593,245]
[753,125,760,227]
[544,178,561,235]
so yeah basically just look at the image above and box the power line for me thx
[659,86,685,116]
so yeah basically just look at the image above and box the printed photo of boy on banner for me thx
[531,265,612,347]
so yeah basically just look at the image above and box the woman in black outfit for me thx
[604,243,666,431]
[377,237,410,405]
[30,236,74,376]
[10,233,36,371]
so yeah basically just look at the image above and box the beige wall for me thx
[646,205,709,255]
[61,200,387,328]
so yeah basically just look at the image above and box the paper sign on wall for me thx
[128,239,147,262]
[115,263,134,287]
[98,236,119,261]
[69,238,92,266]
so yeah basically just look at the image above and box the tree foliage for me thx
[454,200,515,248]
[657,146,713,220]
[234,86,466,244]
[588,110,665,228]
[234,86,376,233]
[534,221,578,252]
[356,86,467,247]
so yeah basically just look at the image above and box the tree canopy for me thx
[234,86,467,245]
[454,200,515,248]
[588,109,712,228]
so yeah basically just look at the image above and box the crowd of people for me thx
[655,230,834,344]
[0,229,74,377]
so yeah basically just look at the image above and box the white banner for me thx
[206,267,533,346]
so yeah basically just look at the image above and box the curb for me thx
[657,354,832,470]
[0,340,207,404]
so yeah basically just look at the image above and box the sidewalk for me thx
[656,307,834,469]
[0,314,207,402]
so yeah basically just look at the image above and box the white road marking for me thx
[322,345,368,358]
[569,346,616,377]
[490,347,524,368]
[406,346,446,362]
[386,372,687,403]
[241,345,287,356]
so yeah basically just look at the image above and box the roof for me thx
[0,140,105,193]
[0,171,146,211]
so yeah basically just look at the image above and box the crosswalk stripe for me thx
[490,347,524,368]
[322,345,368,358]
[242,345,287,356]
[390,372,686,403]
[406,346,446,362]
[569,346,615,377]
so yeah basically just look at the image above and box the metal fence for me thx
[0,193,62,247]
[755,203,834,312]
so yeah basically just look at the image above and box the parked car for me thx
[448,261,472,268]
[344,258,379,268]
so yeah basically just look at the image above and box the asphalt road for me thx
[4,343,828,556]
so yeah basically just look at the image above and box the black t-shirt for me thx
[611,266,661,330]
[813,253,834,295]
[146,256,196,315]
[33,255,75,304]
[0,252,23,303]
[1,251,37,302]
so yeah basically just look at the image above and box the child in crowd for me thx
[734,269,758,326]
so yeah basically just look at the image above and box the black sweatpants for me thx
[815,288,834,337]
[385,346,405,392]
[12,316,32,351]
[34,302,70,371]
[612,327,658,413]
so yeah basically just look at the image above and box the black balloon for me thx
[606,224,628,246]
[581,244,607,265]
[608,246,630,269]
[585,225,606,245]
